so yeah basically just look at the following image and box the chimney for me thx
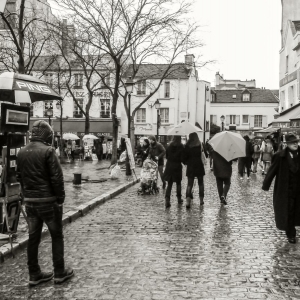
[215,72,221,88]
[61,19,75,55]
[184,54,195,67]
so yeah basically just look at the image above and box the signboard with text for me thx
[280,70,298,87]
[125,138,135,170]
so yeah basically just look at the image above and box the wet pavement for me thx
[1,162,300,299]
[0,159,140,247]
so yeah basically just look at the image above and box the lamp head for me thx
[46,108,53,117]
[220,115,225,122]
[125,76,134,94]
[56,101,61,109]
[154,99,161,109]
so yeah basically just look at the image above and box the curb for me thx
[0,177,140,263]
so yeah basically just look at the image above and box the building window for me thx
[210,115,217,124]
[73,99,83,118]
[43,101,53,117]
[100,99,110,118]
[242,93,250,101]
[0,2,16,29]
[20,103,33,117]
[159,108,169,123]
[286,55,289,73]
[44,73,54,87]
[136,108,146,123]
[254,115,262,127]
[211,94,215,102]
[137,80,146,95]
[74,74,83,88]
[164,81,170,98]
[242,115,249,124]
[230,115,236,124]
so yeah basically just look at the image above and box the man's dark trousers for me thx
[26,202,64,275]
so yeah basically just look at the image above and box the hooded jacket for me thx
[17,120,65,203]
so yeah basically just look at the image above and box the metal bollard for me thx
[73,173,82,185]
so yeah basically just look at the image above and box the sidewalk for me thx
[0,159,140,260]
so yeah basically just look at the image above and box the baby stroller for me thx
[137,158,159,195]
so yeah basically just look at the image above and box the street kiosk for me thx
[0,103,30,256]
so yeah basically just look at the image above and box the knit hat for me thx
[148,135,156,142]
[31,120,53,145]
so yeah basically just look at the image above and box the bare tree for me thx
[0,0,54,74]
[53,0,204,164]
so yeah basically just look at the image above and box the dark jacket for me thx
[212,151,232,178]
[245,141,254,157]
[17,141,65,204]
[184,145,205,178]
[149,141,166,166]
[163,144,184,182]
[262,147,300,230]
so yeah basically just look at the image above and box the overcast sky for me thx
[48,0,281,89]
[192,0,281,89]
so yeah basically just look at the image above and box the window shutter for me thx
[169,108,175,124]
[236,115,240,125]
[250,115,255,128]
[226,115,230,125]
[262,115,267,127]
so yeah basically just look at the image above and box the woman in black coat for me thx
[163,136,184,208]
[212,151,232,205]
[262,134,300,244]
[184,132,205,208]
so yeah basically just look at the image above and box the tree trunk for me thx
[18,0,25,74]
[130,117,135,155]
[60,104,64,158]
[111,114,118,164]
[85,113,90,134]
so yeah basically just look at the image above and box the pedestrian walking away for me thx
[252,139,262,173]
[212,151,232,205]
[16,120,74,286]
[262,133,300,244]
[163,136,184,207]
[238,135,253,180]
[148,135,166,189]
[261,137,274,175]
[183,132,205,208]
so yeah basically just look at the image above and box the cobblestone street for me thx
[1,162,300,299]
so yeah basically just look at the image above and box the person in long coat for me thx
[212,151,232,205]
[184,132,205,208]
[238,135,253,179]
[163,136,184,208]
[262,133,300,244]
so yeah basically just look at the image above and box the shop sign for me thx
[279,70,298,87]
[272,122,290,128]
[93,90,110,98]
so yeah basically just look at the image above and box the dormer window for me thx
[243,93,250,101]
[242,89,251,101]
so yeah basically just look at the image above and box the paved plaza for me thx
[1,162,300,299]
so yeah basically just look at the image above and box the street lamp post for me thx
[154,99,161,140]
[56,100,63,156]
[125,77,134,176]
[46,108,53,126]
[203,85,209,142]
[220,115,225,131]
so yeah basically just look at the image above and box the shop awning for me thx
[272,104,300,123]
[254,127,279,135]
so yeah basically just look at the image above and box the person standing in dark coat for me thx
[184,132,205,208]
[94,138,103,160]
[16,120,74,286]
[238,135,253,179]
[262,134,300,244]
[163,136,184,208]
[148,135,166,188]
[212,151,232,205]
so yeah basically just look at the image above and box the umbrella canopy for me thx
[167,121,202,136]
[208,131,246,161]
[63,133,79,140]
[0,72,63,103]
[82,134,98,140]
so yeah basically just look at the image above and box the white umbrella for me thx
[208,131,246,161]
[63,133,79,140]
[0,72,63,104]
[167,121,202,136]
[82,134,98,140]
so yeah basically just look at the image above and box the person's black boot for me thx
[54,268,74,284]
[220,196,227,205]
[165,197,171,208]
[186,197,191,209]
[200,197,204,205]
[177,196,183,204]
[29,271,54,286]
